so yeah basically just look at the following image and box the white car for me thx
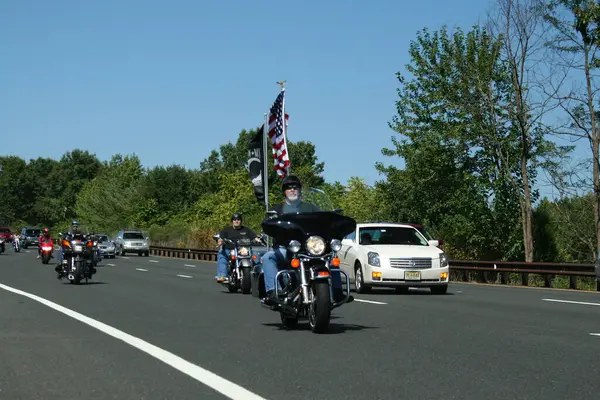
[339,223,450,294]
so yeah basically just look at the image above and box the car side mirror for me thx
[428,240,440,247]
[266,210,278,219]
[341,238,353,245]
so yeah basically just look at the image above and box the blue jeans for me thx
[57,247,63,263]
[216,249,230,278]
[261,247,343,292]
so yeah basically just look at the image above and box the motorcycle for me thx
[254,188,356,333]
[13,237,21,252]
[40,239,53,264]
[213,234,267,294]
[57,232,97,284]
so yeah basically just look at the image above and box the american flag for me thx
[268,90,290,178]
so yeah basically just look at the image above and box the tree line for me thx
[0,0,597,263]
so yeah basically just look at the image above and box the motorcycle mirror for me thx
[334,208,344,215]
[266,210,278,219]
[212,234,220,240]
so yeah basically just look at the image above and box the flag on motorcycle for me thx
[248,125,266,203]
[267,90,290,178]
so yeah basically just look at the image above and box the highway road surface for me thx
[1,250,599,399]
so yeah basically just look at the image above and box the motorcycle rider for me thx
[37,228,51,259]
[215,213,259,283]
[55,221,96,276]
[260,175,354,306]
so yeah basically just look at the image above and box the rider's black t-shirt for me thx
[218,226,257,249]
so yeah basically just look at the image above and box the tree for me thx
[542,0,600,260]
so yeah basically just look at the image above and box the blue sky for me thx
[0,0,589,200]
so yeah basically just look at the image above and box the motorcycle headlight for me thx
[288,240,301,253]
[330,239,342,252]
[306,236,325,256]
[238,247,249,256]
[230,249,236,256]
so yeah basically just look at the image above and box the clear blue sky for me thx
[0,0,588,200]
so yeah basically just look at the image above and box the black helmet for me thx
[281,175,302,193]
[231,213,242,221]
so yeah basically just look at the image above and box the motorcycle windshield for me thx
[262,211,356,243]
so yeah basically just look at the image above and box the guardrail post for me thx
[569,275,577,290]
[521,273,528,286]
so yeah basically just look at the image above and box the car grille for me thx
[389,258,432,269]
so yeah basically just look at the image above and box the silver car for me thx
[96,234,116,258]
[115,230,150,256]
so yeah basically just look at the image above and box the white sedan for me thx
[338,223,450,294]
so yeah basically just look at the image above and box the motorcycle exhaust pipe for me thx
[68,274,74,280]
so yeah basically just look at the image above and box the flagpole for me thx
[262,112,269,212]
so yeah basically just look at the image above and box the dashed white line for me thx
[149,260,158,263]
[590,333,600,337]
[136,268,148,272]
[184,264,196,268]
[0,283,266,400]
[354,299,387,305]
[542,298,600,307]
[106,263,116,267]
[121,256,130,259]
[177,274,193,279]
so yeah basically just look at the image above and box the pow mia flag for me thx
[248,124,266,203]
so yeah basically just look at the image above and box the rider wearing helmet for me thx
[260,175,354,305]
[37,228,51,259]
[215,213,259,283]
[55,220,84,273]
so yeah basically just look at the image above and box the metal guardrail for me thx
[149,245,599,291]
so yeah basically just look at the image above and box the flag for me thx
[267,90,290,178]
[248,124,266,203]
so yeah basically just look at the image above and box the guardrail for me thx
[149,245,599,291]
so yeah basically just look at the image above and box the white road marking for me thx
[121,256,130,259]
[184,264,196,268]
[136,268,148,272]
[590,333,600,336]
[149,260,158,263]
[177,274,193,279]
[542,298,600,307]
[0,283,267,400]
[106,263,116,267]
[354,299,387,305]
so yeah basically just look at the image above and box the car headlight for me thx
[367,252,380,267]
[440,253,449,268]
[230,249,236,256]
[330,239,342,252]
[288,240,301,253]
[306,236,325,256]
[238,247,249,256]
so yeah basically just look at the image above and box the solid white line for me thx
[354,299,387,305]
[590,333,600,336]
[136,268,148,272]
[184,264,196,268]
[0,283,266,400]
[542,298,600,307]
[149,260,158,263]
[177,274,193,279]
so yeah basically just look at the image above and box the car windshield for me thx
[123,232,144,240]
[26,229,40,236]
[358,226,429,246]
[97,235,109,242]
[417,227,434,240]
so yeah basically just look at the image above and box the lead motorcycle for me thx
[213,233,267,294]
[57,232,97,284]
[254,188,356,334]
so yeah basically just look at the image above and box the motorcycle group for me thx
[213,175,356,334]
[2,175,356,334]
[1,223,102,285]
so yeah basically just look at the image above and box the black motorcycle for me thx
[255,188,356,333]
[214,234,266,294]
[57,232,97,284]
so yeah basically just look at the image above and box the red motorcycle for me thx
[40,239,54,264]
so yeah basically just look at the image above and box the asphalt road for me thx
[1,249,600,399]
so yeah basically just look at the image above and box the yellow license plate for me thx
[405,271,421,280]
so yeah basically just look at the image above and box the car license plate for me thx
[405,271,421,280]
